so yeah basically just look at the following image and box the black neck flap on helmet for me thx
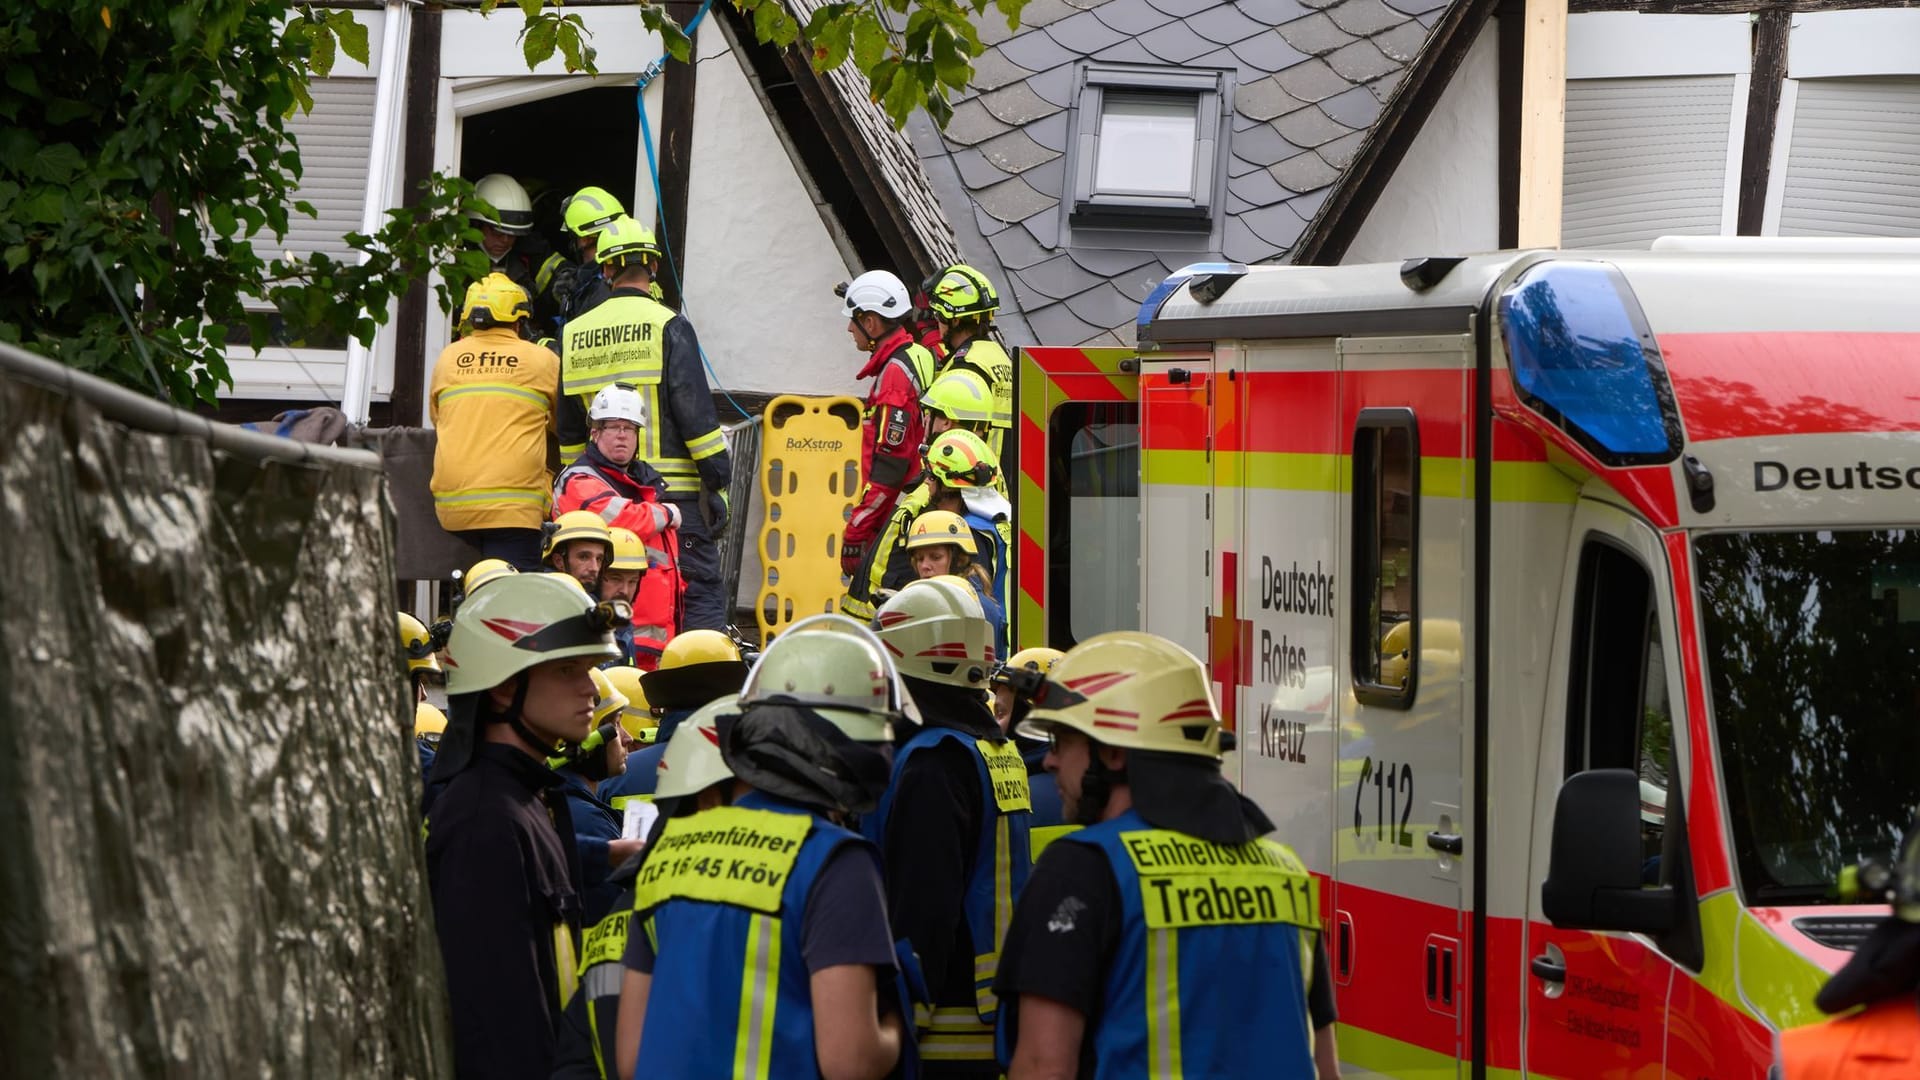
[718,705,892,817]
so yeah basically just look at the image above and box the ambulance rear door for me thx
[1012,347,1141,649]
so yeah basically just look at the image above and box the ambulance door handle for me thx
[1426,832,1463,855]
[1530,954,1566,984]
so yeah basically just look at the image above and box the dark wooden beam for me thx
[1292,0,1503,266]
[1738,10,1792,234]
[1569,0,1918,12]
[389,3,442,428]
[1497,0,1524,249]
[656,0,702,311]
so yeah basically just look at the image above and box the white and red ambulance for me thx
[1013,241,1918,1076]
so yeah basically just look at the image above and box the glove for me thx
[548,261,582,306]
[705,488,729,532]
[840,540,864,577]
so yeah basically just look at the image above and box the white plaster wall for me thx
[681,22,862,398]
[1341,23,1501,265]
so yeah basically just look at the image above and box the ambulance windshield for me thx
[1695,528,1919,904]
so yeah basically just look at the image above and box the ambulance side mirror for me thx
[1542,769,1676,934]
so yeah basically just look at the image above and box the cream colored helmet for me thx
[873,575,994,686]
[739,614,916,742]
[443,573,624,694]
[1018,631,1223,759]
[656,693,740,800]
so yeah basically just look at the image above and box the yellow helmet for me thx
[921,368,995,425]
[563,185,626,238]
[461,272,532,332]
[926,429,998,490]
[925,264,999,321]
[590,668,631,726]
[463,558,518,595]
[414,702,448,741]
[992,646,1065,688]
[545,510,614,560]
[656,693,740,800]
[608,527,648,571]
[905,510,977,554]
[643,628,748,708]
[596,215,662,267]
[601,665,654,741]
[873,575,995,686]
[1018,631,1223,759]
[399,612,440,675]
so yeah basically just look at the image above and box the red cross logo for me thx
[1207,551,1253,732]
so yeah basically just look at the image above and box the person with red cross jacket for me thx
[839,270,938,577]
[552,384,685,667]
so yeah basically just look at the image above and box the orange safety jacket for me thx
[1779,995,1920,1080]
[552,447,682,666]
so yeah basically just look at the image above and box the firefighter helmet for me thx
[924,264,999,321]
[738,614,913,742]
[415,702,448,741]
[904,510,977,554]
[643,628,749,708]
[608,527,648,571]
[992,646,1065,687]
[927,429,999,490]
[595,215,662,268]
[840,270,912,321]
[544,510,614,560]
[563,185,626,238]
[872,575,994,687]
[461,272,532,331]
[1019,631,1223,759]
[600,665,655,741]
[463,558,518,596]
[443,573,623,695]
[655,693,740,800]
[472,173,535,235]
[399,612,440,675]
[588,383,647,428]
[590,667,630,726]
[921,369,995,425]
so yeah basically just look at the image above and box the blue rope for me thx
[636,0,750,420]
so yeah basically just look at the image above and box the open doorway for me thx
[459,85,642,272]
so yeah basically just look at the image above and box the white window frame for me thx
[1762,10,1920,235]
[1068,64,1227,228]
[1564,12,1752,240]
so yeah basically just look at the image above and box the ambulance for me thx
[1012,241,1919,1076]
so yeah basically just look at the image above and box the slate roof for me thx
[908,0,1450,347]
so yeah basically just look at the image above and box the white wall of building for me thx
[681,22,862,398]
[1341,24,1501,265]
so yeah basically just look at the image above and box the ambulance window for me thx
[1048,402,1140,646]
[1351,410,1419,707]
[1564,540,1671,785]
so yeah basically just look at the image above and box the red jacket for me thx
[552,447,682,666]
[846,328,937,561]
[1780,996,1920,1080]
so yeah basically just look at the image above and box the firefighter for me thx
[415,701,448,790]
[839,270,937,585]
[552,383,683,665]
[429,273,559,571]
[545,511,615,594]
[469,173,567,337]
[923,265,1014,464]
[425,572,627,1080]
[904,510,1005,660]
[550,668,645,920]
[926,429,1013,630]
[990,648,1071,862]
[868,576,1025,1075]
[1777,811,1920,1078]
[598,528,646,664]
[597,628,749,812]
[614,615,910,1080]
[995,631,1330,1079]
[556,216,733,631]
[601,664,653,744]
[551,693,742,1080]
[921,368,1010,501]
[555,185,626,321]
[399,612,440,702]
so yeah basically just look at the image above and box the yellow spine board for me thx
[755,395,865,642]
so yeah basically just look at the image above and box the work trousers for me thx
[667,495,727,631]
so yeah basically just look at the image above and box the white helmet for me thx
[841,270,912,321]
[472,173,534,236]
[656,693,740,801]
[589,383,647,427]
[739,614,918,742]
[873,575,995,687]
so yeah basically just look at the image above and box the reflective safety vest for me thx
[942,337,1014,466]
[577,893,635,1080]
[1042,809,1318,1079]
[868,727,1033,1060]
[559,293,725,493]
[632,793,871,1078]
[1780,996,1920,1080]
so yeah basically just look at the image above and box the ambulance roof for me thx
[1140,243,1920,348]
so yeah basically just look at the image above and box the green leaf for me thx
[209,202,236,237]
[516,0,543,15]
[930,28,969,90]
[5,65,37,96]
[659,20,690,63]
[20,189,66,224]
[851,16,888,70]
[994,0,1026,31]
[31,143,85,182]
[556,22,595,74]
[3,245,28,271]
[329,11,370,66]
[521,16,557,68]
[308,20,336,77]
[881,65,921,127]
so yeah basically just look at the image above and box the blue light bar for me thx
[1137,262,1247,337]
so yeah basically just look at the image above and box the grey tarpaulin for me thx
[0,344,452,1076]
[347,427,480,583]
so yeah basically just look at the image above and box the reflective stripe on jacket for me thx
[552,449,682,660]
[428,327,559,532]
